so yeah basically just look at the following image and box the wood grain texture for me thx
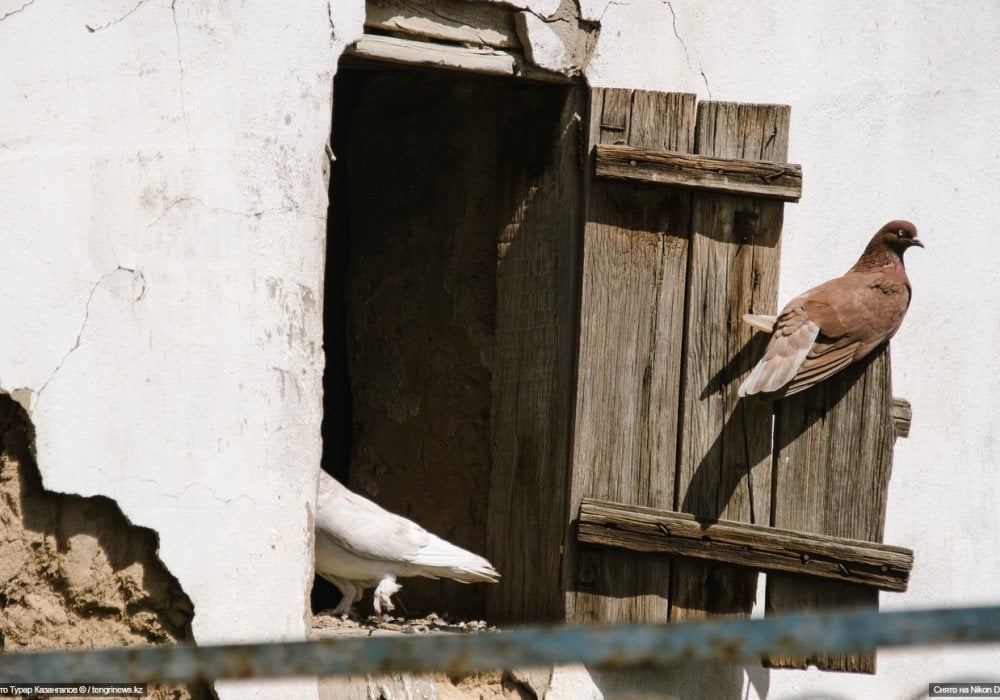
[892,397,912,439]
[348,34,516,76]
[763,345,897,673]
[671,102,790,622]
[565,89,696,624]
[486,85,585,623]
[595,144,802,201]
[366,0,520,49]
[577,499,912,590]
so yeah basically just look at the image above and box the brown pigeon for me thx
[738,220,923,397]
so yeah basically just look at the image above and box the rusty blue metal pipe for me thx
[0,606,997,683]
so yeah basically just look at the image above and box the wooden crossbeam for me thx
[577,498,912,592]
[345,34,572,83]
[365,0,521,50]
[348,34,515,75]
[594,144,802,201]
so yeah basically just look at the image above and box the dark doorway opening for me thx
[316,61,580,620]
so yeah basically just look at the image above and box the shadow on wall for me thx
[0,395,215,700]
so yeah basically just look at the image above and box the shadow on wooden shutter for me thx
[568,86,913,674]
[487,83,587,623]
[671,102,788,622]
[764,347,896,673]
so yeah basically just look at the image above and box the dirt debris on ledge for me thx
[312,610,552,699]
[0,396,213,700]
[312,609,499,637]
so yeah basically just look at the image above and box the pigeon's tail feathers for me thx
[742,313,777,333]
[406,537,500,584]
[739,355,801,396]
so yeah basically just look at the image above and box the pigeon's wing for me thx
[777,292,862,396]
[739,300,821,396]
[316,473,433,564]
[396,534,500,583]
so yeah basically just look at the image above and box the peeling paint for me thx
[8,388,33,413]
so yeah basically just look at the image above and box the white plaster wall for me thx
[587,0,1000,697]
[1,1,363,698]
[4,0,997,697]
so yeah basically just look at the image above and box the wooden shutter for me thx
[565,88,696,623]
[564,86,912,674]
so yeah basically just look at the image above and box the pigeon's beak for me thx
[911,238,924,248]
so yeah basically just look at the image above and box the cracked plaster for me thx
[664,0,711,98]
[514,0,600,76]
[0,0,34,22]
[31,267,145,410]
[169,0,191,148]
[3,1,342,698]
[84,0,155,33]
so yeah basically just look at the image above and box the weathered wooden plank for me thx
[596,90,631,141]
[486,85,585,622]
[671,102,790,622]
[892,396,912,439]
[595,144,802,201]
[565,89,696,624]
[764,345,897,673]
[577,499,912,591]
[347,34,516,76]
[366,0,520,49]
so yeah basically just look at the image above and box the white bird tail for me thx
[406,536,500,583]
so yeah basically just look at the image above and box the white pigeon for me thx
[314,470,500,616]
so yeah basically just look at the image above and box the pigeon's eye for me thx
[896,229,905,237]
